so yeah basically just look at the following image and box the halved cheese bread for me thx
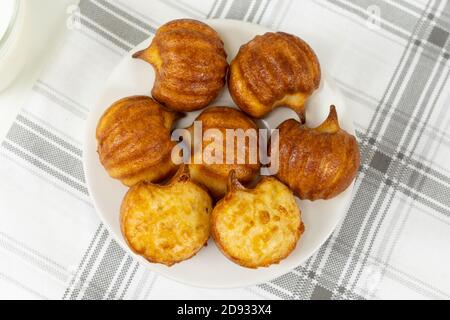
[121,166,212,266]
[211,172,304,268]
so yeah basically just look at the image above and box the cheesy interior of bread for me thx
[121,168,212,266]
[212,175,303,268]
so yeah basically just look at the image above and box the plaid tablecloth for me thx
[1,0,449,300]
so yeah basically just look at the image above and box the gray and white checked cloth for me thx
[0,0,449,300]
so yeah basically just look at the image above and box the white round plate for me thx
[84,19,355,289]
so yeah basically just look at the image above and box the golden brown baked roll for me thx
[121,166,212,266]
[211,171,304,268]
[188,107,261,199]
[229,32,321,122]
[274,105,360,200]
[133,19,228,112]
[96,96,180,186]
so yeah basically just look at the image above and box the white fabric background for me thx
[0,0,449,300]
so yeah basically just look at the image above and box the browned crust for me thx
[188,107,261,200]
[134,19,228,112]
[228,32,321,119]
[96,96,181,186]
[275,106,361,200]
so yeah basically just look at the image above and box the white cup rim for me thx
[0,0,24,59]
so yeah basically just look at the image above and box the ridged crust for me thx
[134,19,228,112]
[96,96,179,186]
[211,174,304,268]
[275,106,360,200]
[229,32,321,120]
[188,107,261,199]
[120,166,212,266]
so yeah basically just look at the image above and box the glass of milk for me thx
[0,0,27,92]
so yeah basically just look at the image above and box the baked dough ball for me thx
[188,107,261,199]
[274,105,360,200]
[96,96,179,186]
[211,172,304,268]
[133,19,228,112]
[229,32,321,122]
[121,166,212,266]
